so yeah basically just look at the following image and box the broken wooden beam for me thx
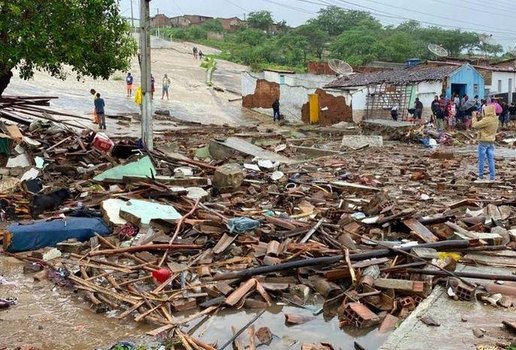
[88,243,203,256]
[212,240,470,281]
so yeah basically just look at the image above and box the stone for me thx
[213,163,244,190]
[341,135,383,149]
[509,229,516,242]
[472,328,486,338]
[491,226,510,245]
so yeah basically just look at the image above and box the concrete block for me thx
[341,135,383,149]
[342,302,380,328]
[213,163,244,190]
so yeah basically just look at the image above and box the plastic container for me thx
[92,132,114,153]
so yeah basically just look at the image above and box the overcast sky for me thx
[120,0,516,48]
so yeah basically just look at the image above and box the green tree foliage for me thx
[330,30,380,66]
[164,6,505,72]
[247,10,274,32]
[0,0,136,95]
[172,26,208,41]
[310,6,381,36]
[295,23,329,59]
[201,19,224,33]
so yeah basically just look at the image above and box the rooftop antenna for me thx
[428,43,449,58]
[328,59,353,76]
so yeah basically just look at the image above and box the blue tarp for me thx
[4,217,111,252]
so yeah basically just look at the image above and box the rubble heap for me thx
[0,116,515,349]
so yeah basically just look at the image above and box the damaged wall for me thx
[241,72,337,122]
[301,88,353,125]
[241,74,280,109]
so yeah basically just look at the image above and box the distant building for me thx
[169,15,213,28]
[219,17,245,32]
[150,14,171,28]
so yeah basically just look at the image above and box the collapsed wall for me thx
[301,88,353,125]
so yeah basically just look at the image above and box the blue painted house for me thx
[445,63,485,99]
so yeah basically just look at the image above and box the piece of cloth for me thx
[478,142,495,180]
[472,105,498,142]
[134,87,142,105]
[227,217,261,234]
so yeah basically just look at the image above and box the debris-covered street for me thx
[1,98,515,349]
[1,2,516,350]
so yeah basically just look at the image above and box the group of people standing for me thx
[192,47,204,60]
[430,94,513,131]
[89,89,106,130]
[125,72,171,100]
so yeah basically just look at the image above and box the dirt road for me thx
[4,36,264,137]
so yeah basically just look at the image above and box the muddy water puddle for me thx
[1,256,388,349]
[187,306,388,349]
[0,256,153,349]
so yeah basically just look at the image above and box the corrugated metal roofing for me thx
[325,65,458,89]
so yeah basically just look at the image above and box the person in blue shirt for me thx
[126,73,133,97]
[94,93,106,130]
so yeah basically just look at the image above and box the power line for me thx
[223,0,249,13]
[326,0,516,35]
[262,0,317,15]
[427,0,516,20]
[331,0,516,35]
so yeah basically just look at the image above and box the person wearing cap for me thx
[472,105,498,181]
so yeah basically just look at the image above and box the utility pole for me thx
[140,0,153,150]
[130,0,135,31]
[156,8,160,39]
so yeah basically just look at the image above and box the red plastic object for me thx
[152,268,172,283]
[92,133,114,153]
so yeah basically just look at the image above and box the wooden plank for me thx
[403,218,438,243]
[213,233,236,255]
[146,323,174,336]
[225,279,256,306]
[373,278,425,292]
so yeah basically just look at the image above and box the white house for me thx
[325,63,485,121]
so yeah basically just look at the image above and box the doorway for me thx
[451,83,467,97]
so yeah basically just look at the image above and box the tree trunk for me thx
[0,68,13,97]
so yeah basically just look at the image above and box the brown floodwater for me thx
[0,255,389,350]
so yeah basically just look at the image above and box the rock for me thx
[491,226,510,245]
[420,315,440,327]
[290,284,311,303]
[472,328,486,338]
[213,163,243,190]
[508,229,516,242]
[255,326,273,345]
[498,296,513,308]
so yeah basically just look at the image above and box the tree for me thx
[202,19,224,33]
[247,10,274,32]
[0,0,136,96]
[295,23,329,59]
[330,30,380,66]
[311,6,381,36]
[235,28,267,46]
